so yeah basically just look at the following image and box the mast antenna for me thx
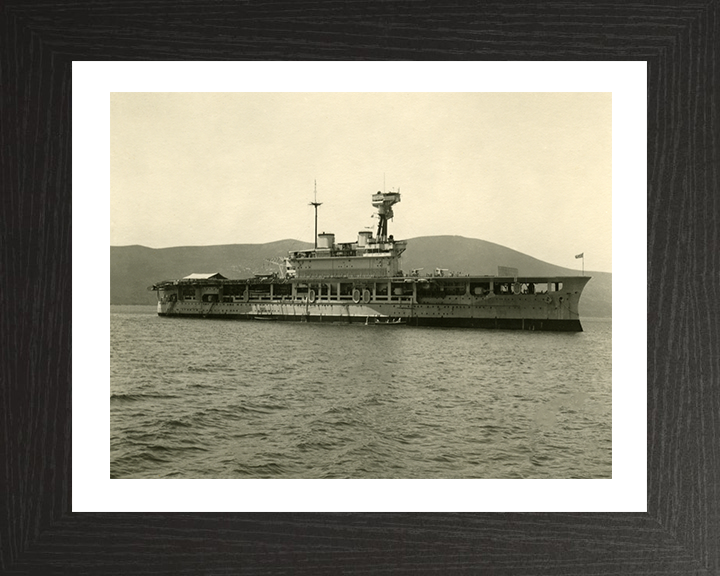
[309,179,322,249]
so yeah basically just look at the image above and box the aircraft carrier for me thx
[153,189,590,331]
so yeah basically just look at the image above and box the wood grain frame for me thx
[2,2,718,574]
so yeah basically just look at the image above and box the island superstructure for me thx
[153,189,590,331]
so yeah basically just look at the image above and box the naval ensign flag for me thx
[575,253,584,275]
[575,253,584,259]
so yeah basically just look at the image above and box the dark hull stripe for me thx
[158,312,583,332]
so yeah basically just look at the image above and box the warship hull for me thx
[155,275,590,332]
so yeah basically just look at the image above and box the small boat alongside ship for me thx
[152,189,590,331]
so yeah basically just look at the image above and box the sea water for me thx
[110,306,611,479]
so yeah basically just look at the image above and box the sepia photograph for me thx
[110,91,612,480]
[8,2,715,571]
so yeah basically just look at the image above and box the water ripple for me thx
[111,307,611,479]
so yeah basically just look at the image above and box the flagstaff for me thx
[575,252,584,275]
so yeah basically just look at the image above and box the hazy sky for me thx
[111,92,611,272]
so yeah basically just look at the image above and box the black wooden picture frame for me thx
[2,2,718,574]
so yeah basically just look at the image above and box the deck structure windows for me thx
[272,283,292,298]
[470,282,491,296]
[391,282,413,301]
[323,282,336,301]
[418,282,445,299]
[222,284,245,301]
[444,282,468,297]
[375,282,389,300]
[534,282,549,294]
[339,283,354,300]
[181,286,197,301]
[305,284,321,302]
[163,292,178,303]
[334,243,356,257]
[248,284,272,301]
[295,283,309,301]
[314,283,328,301]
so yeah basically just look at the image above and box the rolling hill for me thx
[111,236,611,317]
